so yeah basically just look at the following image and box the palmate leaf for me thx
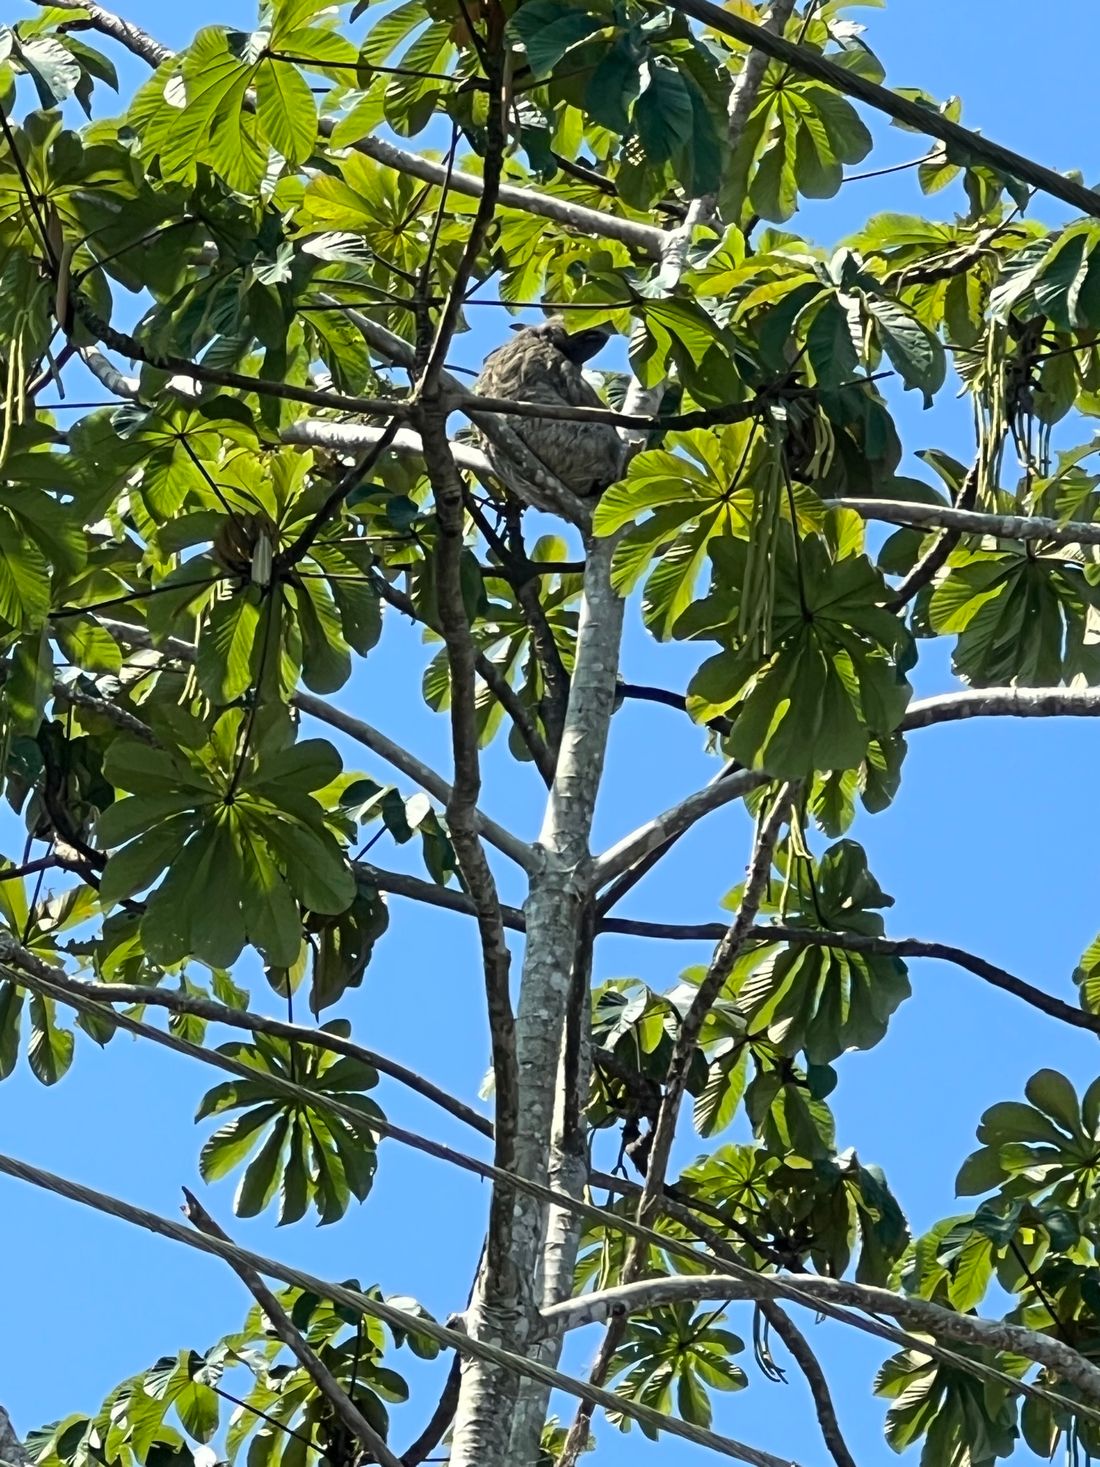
[99,727,356,970]
[594,425,760,633]
[135,24,319,187]
[728,839,911,1063]
[954,1069,1100,1216]
[0,511,50,631]
[875,1346,1020,1466]
[635,56,723,200]
[507,0,604,80]
[606,1304,746,1437]
[684,524,912,776]
[736,938,910,1065]
[926,546,1100,687]
[196,1027,382,1225]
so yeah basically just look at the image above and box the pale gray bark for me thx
[451,536,625,1467]
[901,686,1100,727]
[543,1274,1100,1405]
[282,420,493,479]
[0,1148,798,1467]
[343,133,666,257]
[590,767,769,890]
[726,0,798,146]
[833,496,1100,548]
[0,1408,29,1467]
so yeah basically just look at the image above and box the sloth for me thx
[472,317,622,503]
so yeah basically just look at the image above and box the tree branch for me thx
[35,0,171,65]
[182,1190,405,1467]
[747,924,1100,1036]
[669,0,1100,219]
[757,1303,857,1467]
[541,1273,1100,1405]
[348,867,1100,1041]
[7,930,1096,1433]
[281,420,494,480]
[344,134,667,258]
[639,789,794,1211]
[52,679,158,744]
[370,561,554,785]
[559,788,793,1465]
[726,0,798,144]
[833,496,1100,550]
[35,0,666,256]
[0,1149,800,1467]
[90,617,535,871]
[900,686,1100,729]
[589,767,769,890]
[43,966,494,1136]
[399,1356,462,1467]
[885,459,981,612]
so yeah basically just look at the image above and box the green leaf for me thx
[256,54,318,165]
[197,590,262,704]
[27,995,74,1086]
[235,1114,290,1217]
[862,294,946,405]
[0,512,50,630]
[507,0,603,81]
[0,981,24,1080]
[635,58,693,175]
[1024,1068,1081,1136]
[99,814,196,906]
[199,1104,282,1182]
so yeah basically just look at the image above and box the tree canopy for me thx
[4,2,1100,1465]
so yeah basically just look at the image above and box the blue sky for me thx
[4,1,1100,1464]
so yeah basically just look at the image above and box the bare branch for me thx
[357,861,526,935]
[542,1273,1100,1405]
[89,617,535,871]
[35,0,170,65]
[901,686,1100,729]
[758,1303,857,1467]
[183,1191,405,1467]
[281,420,494,479]
[369,559,554,784]
[8,930,1097,1433]
[419,402,522,1464]
[0,1149,801,1467]
[559,788,793,1465]
[833,496,1100,550]
[45,966,494,1137]
[295,692,535,867]
[345,133,667,257]
[399,1356,462,1467]
[885,460,981,612]
[640,790,794,1210]
[589,767,769,890]
[669,0,1100,220]
[52,680,157,744]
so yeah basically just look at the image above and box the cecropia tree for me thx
[4,2,1100,1466]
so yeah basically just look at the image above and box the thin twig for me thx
[182,1191,404,1467]
[758,1303,857,1467]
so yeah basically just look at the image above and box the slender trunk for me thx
[0,1407,28,1467]
[449,537,625,1467]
